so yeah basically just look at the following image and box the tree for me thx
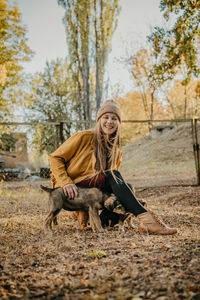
[62,0,91,121]
[127,48,160,127]
[117,91,165,145]
[93,0,119,112]
[148,0,200,82]
[0,0,33,118]
[57,0,119,121]
[28,58,79,153]
[0,132,16,151]
[165,79,200,121]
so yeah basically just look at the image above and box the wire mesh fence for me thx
[0,118,199,185]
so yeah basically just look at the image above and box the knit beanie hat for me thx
[96,99,122,123]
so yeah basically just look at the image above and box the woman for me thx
[50,100,177,235]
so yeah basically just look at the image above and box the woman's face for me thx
[100,113,119,135]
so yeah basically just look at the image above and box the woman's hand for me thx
[63,183,78,199]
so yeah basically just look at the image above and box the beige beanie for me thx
[96,99,122,123]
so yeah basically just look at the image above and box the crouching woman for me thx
[49,100,177,235]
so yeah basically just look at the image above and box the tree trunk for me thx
[184,85,187,120]
[94,0,101,113]
[150,90,154,121]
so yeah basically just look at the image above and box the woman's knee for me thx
[113,170,121,176]
[105,170,121,178]
[105,170,123,186]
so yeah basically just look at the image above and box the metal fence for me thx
[0,118,199,185]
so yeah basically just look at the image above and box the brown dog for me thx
[40,185,115,233]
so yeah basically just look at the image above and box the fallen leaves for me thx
[0,181,200,299]
[161,243,172,249]
[130,242,139,249]
[84,251,106,259]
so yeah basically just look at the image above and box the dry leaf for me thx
[131,242,139,249]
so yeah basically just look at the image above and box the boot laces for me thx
[148,209,167,228]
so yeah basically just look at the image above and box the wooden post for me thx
[59,122,65,144]
[55,124,60,148]
[191,118,200,185]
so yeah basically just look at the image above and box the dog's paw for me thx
[80,226,91,231]
[92,227,104,233]
[113,224,125,231]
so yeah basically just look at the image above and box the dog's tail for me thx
[40,185,54,193]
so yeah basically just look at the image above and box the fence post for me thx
[59,122,65,144]
[191,118,200,185]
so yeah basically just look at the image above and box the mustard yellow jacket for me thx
[49,130,122,188]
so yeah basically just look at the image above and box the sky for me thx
[14,0,164,97]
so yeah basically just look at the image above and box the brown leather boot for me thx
[77,211,89,230]
[138,210,177,235]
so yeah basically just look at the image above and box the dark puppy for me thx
[100,183,147,229]
[41,185,115,233]
[100,209,128,228]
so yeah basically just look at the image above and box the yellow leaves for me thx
[154,37,160,49]
[195,81,200,96]
[130,242,139,249]
[166,79,200,119]
[0,64,7,86]
[84,250,106,259]
[117,92,152,145]
[0,0,33,100]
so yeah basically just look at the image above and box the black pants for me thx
[103,170,147,216]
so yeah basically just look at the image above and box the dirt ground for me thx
[120,123,198,180]
[0,178,199,300]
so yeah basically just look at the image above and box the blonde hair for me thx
[93,118,120,173]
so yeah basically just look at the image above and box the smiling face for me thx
[100,113,119,136]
